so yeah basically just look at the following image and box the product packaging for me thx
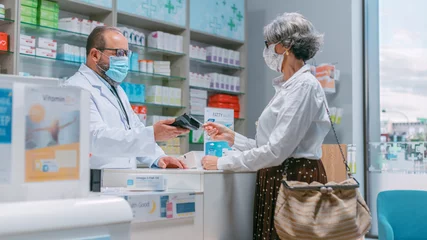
[126,174,167,191]
[21,15,37,24]
[36,47,56,58]
[134,84,145,103]
[0,32,8,51]
[20,35,36,48]
[91,20,105,31]
[80,19,92,35]
[21,5,38,17]
[38,0,59,12]
[21,0,39,8]
[59,17,80,33]
[0,4,5,18]
[148,31,165,50]
[190,88,208,99]
[38,8,59,21]
[38,18,58,28]
[37,37,57,50]
[146,85,163,104]
[20,45,36,55]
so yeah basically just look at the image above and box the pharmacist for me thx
[63,26,188,169]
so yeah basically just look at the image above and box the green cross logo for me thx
[231,4,237,13]
[209,17,222,34]
[228,18,235,31]
[141,0,157,17]
[165,0,175,14]
[223,0,226,6]
[237,11,243,21]
[177,0,182,3]
[221,14,225,19]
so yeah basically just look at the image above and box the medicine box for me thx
[134,84,145,103]
[20,45,36,55]
[39,0,59,12]
[80,47,86,63]
[20,35,36,47]
[126,174,167,191]
[57,44,72,61]
[38,8,59,21]
[220,48,226,64]
[148,31,165,50]
[91,20,105,31]
[172,87,181,106]
[80,19,92,35]
[38,37,57,51]
[234,51,241,66]
[59,17,80,33]
[146,85,163,104]
[21,5,38,17]
[0,32,7,51]
[190,88,208,99]
[21,0,39,8]
[206,46,218,63]
[38,19,58,28]
[21,15,37,24]
[36,47,56,59]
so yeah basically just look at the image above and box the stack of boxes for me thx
[21,0,38,25]
[148,31,183,53]
[153,61,170,76]
[189,45,207,60]
[38,0,59,28]
[189,72,210,88]
[20,35,58,59]
[121,82,145,103]
[59,17,105,34]
[57,44,86,63]
[119,27,145,46]
[0,4,5,19]
[20,35,36,55]
[131,105,147,125]
[190,44,241,66]
[190,89,207,115]
[208,94,240,119]
[206,73,241,92]
[146,85,181,106]
[129,52,139,71]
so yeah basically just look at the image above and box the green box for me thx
[38,0,59,12]
[0,8,5,15]
[38,18,58,28]
[189,129,204,144]
[21,15,37,24]
[21,0,39,8]
[21,5,38,18]
[38,8,59,21]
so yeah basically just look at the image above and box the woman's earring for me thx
[285,50,289,56]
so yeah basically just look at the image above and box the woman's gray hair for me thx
[263,12,323,61]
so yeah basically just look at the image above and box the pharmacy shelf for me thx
[130,102,186,109]
[189,86,245,96]
[190,58,244,70]
[20,53,82,66]
[55,0,113,15]
[190,30,244,48]
[20,22,89,41]
[192,114,245,121]
[117,11,186,33]
[129,43,185,57]
[128,70,186,81]
[0,17,14,26]
[0,50,14,55]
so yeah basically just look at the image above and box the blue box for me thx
[134,84,145,103]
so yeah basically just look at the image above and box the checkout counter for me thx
[101,168,257,240]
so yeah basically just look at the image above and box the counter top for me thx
[103,168,256,174]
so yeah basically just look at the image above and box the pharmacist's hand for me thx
[154,119,189,142]
[203,122,235,146]
[202,156,219,170]
[158,156,188,169]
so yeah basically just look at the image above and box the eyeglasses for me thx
[264,41,269,48]
[97,48,132,57]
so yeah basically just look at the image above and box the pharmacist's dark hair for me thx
[86,26,122,56]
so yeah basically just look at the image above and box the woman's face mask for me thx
[263,42,286,73]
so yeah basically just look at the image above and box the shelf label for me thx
[123,192,196,222]
[0,86,12,184]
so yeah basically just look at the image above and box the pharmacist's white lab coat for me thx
[62,64,165,169]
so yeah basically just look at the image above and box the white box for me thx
[190,45,196,58]
[234,77,241,92]
[37,37,57,51]
[175,88,181,106]
[148,31,165,50]
[91,20,105,31]
[206,46,219,63]
[190,89,208,99]
[119,27,130,42]
[59,17,81,33]
[234,51,241,66]
[181,151,204,169]
[20,35,36,47]
[126,174,167,191]
[146,85,163,104]
[177,35,183,53]
[162,86,170,105]
[36,48,57,59]
[219,48,226,64]
[224,76,231,90]
[20,45,36,55]
[226,50,233,65]
[80,19,92,35]
[80,47,86,63]
[202,74,210,88]
[200,48,207,61]
[190,97,207,107]
[219,74,226,90]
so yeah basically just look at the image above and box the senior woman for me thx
[202,12,330,240]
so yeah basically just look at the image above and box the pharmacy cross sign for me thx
[209,17,222,34]
[228,18,236,31]
[141,0,157,17]
[236,11,243,21]
[223,0,226,6]
[165,0,175,14]
[231,4,237,13]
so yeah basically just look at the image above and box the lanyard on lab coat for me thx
[110,86,131,129]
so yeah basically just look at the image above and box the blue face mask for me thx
[98,52,129,83]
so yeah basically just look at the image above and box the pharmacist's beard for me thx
[96,60,120,88]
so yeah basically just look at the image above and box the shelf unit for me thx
[3,0,247,155]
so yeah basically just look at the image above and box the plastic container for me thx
[146,60,154,73]
[139,60,147,72]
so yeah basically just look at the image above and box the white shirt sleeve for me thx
[217,83,324,171]
[233,132,257,151]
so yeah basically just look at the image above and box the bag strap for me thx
[323,101,353,177]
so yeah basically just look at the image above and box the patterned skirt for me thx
[253,158,328,240]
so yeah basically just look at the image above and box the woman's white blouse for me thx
[217,65,331,171]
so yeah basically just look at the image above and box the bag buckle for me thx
[320,187,333,195]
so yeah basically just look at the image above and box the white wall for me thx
[246,0,365,194]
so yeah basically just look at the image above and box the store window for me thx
[365,0,427,236]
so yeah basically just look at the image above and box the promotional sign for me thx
[118,0,186,27]
[123,192,196,222]
[204,107,234,157]
[190,0,245,41]
[24,86,80,182]
[0,85,12,184]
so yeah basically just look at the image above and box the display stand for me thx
[102,169,256,240]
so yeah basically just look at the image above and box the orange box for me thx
[0,32,8,51]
